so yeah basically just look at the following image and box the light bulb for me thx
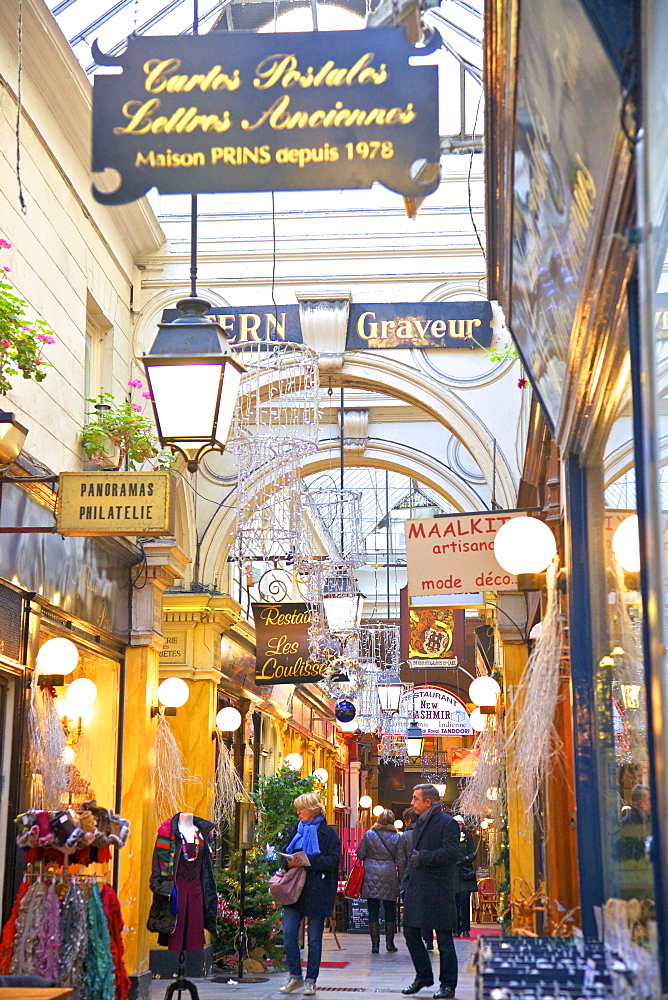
[359,795,372,809]
[372,805,384,817]
[337,717,359,733]
[493,516,556,575]
[313,768,329,784]
[37,637,79,677]
[468,676,501,707]
[394,820,404,829]
[469,708,489,732]
[157,677,189,708]
[65,678,97,715]
[284,752,303,771]
[612,515,640,573]
[529,621,542,640]
[216,706,242,732]
[62,746,76,765]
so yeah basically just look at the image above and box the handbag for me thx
[460,863,476,881]
[147,891,177,935]
[343,859,364,899]
[269,865,307,905]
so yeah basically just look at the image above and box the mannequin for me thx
[148,813,217,952]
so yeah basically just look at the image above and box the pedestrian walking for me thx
[356,808,407,954]
[278,792,341,997]
[401,808,434,951]
[401,784,460,999]
[452,815,477,938]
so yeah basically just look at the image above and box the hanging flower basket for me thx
[81,383,173,471]
[0,239,55,395]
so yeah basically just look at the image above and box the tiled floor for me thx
[149,926,499,1000]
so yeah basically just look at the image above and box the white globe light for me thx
[372,805,384,817]
[65,678,97,715]
[37,637,79,677]
[469,676,501,707]
[337,717,359,733]
[61,746,76,765]
[359,795,373,809]
[216,706,242,732]
[469,708,489,732]
[612,515,640,573]
[394,820,404,829]
[313,768,329,784]
[285,752,303,771]
[529,621,542,640]
[493,516,556,575]
[157,677,190,708]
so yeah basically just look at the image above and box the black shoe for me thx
[434,988,456,999]
[402,980,434,995]
[425,944,434,951]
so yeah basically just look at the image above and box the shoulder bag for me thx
[343,859,364,899]
[269,865,307,905]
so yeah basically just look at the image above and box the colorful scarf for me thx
[286,815,324,855]
[155,817,215,880]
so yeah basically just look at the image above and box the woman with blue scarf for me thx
[278,792,341,997]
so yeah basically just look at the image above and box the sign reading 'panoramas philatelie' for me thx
[253,602,324,685]
[91,29,439,205]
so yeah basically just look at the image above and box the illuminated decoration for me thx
[359,795,373,809]
[612,515,640,573]
[394,820,404,829]
[421,747,449,784]
[335,699,356,723]
[469,708,491,732]
[379,735,410,765]
[61,746,76,765]
[468,676,501,708]
[493,516,556,575]
[285,752,303,771]
[142,297,245,472]
[0,411,28,465]
[65,678,98,715]
[372,805,384,817]
[216,706,242,732]
[158,677,190,709]
[404,721,424,759]
[434,784,447,798]
[313,768,329,784]
[323,584,365,634]
[486,786,500,801]
[620,684,641,711]
[529,621,542,640]
[36,637,79,678]
[337,717,360,733]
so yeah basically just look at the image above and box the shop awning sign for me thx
[451,747,480,776]
[253,602,324,685]
[91,28,439,205]
[57,472,172,536]
[399,684,472,736]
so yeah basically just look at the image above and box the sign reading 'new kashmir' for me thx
[399,684,472,736]
[57,472,172,536]
[253,602,324,685]
[91,29,439,205]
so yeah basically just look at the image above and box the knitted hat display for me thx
[49,810,79,845]
[79,809,97,845]
[15,811,37,847]
[36,811,54,846]
[27,824,40,848]
[64,826,86,853]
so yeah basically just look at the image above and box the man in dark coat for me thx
[401,784,460,999]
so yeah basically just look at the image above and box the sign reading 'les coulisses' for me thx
[253,602,324,685]
[91,28,439,205]
[404,510,532,596]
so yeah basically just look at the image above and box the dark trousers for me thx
[367,898,397,923]
[455,892,471,934]
[404,925,458,989]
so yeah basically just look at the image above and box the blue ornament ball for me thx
[335,699,356,723]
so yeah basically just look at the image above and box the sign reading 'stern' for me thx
[91,29,440,205]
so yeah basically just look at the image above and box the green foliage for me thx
[214,766,316,964]
[491,796,511,933]
[81,387,174,471]
[0,243,55,395]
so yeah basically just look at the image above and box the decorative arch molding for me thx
[196,434,496,586]
[604,439,635,489]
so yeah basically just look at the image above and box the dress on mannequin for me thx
[149,813,218,950]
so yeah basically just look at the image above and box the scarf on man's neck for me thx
[416,802,439,826]
[286,815,324,855]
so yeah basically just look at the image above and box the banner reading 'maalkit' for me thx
[405,510,531,597]
[91,28,439,205]
[253,602,324,685]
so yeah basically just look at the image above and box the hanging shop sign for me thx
[451,747,480,777]
[399,684,472,736]
[402,605,465,669]
[404,510,531,597]
[253,602,324,685]
[57,472,172,536]
[91,28,439,205]
[159,300,494,349]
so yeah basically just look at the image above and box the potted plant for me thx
[81,380,173,471]
[0,239,55,395]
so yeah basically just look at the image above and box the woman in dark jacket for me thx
[279,792,341,997]
[357,809,406,953]
[452,815,477,937]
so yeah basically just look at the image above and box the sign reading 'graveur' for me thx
[91,29,439,205]
[253,602,324,685]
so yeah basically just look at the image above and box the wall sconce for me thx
[36,637,79,687]
[394,819,404,829]
[359,794,372,810]
[313,767,329,784]
[65,677,97,716]
[285,752,304,771]
[470,708,495,732]
[0,411,29,465]
[152,677,189,717]
[493,516,557,590]
[212,705,243,739]
[61,746,76,765]
[468,676,501,715]
[372,804,384,817]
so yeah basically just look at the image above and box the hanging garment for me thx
[149,815,217,947]
[59,881,88,998]
[100,884,130,1000]
[84,883,115,1000]
[167,839,206,952]
[35,884,60,982]
[0,879,29,974]
[10,879,48,975]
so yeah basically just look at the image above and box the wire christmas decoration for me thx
[28,684,69,810]
[359,622,401,672]
[378,736,410,765]
[455,710,507,826]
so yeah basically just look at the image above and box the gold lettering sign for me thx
[57,472,172,537]
[252,602,325,685]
